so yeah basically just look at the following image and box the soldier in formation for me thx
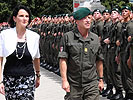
[100,9,114,98]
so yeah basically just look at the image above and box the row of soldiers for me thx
[0,22,10,32]
[36,6,133,100]
[31,14,76,75]
[90,6,133,100]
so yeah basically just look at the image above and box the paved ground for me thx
[0,67,109,100]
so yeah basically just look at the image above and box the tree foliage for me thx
[0,0,73,23]
[0,0,133,23]
[101,0,133,10]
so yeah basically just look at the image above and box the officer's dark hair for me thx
[8,4,32,28]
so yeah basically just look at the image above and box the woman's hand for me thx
[35,77,40,88]
[0,83,5,95]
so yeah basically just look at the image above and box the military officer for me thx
[58,7,104,100]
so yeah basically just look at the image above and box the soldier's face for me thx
[65,16,69,22]
[54,17,58,22]
[103,13,110,20]
[111,11,119,20]
[76,15,92,29]
[58,17,62,22]
[70,16,74,22]
[44,17,47,22]
[93,12,102,20]
[122,9,131,19]
[48,17,51,21]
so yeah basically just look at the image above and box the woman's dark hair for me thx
[8,4,32,28]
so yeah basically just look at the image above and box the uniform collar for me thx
[73,27,94,42]
[95,19,102,24]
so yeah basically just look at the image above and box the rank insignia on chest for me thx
[84,48,88,52]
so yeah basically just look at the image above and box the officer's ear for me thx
[75,20,78,24]
[75,20,80,25]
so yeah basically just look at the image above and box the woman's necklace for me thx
[17,41,27,48]
[16,34,27,59]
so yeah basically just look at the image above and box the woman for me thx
[0,4,40,100]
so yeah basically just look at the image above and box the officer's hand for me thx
[0,83,5,95]
[128,36,132,42]
[98,79,104,91]
[116,40,120,46]
[62,80,70,92]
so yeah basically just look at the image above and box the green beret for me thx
[62,14,66,18]
[47,15,52,18]
[65,14,69,17]
[121,6,132,11]
[73,7,91,20]
[57,14,61,18]
[111,8,120,13]
[93,9,101,15]
[43,15,47,17]
[69,13,73,17]
[102,9,111,14]
[53,15,58,18]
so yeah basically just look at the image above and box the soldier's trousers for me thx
[120,52,133,94]
[64,81,99,100]
[107,47,123,92]
[102,46,112,89]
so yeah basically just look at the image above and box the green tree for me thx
[0,0,73,23]
[0,2,11,23]
[101,0,133,10]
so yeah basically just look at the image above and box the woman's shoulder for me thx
[0,28,15,36]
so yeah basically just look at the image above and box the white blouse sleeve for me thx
[0,33,4,57]
[34,35,40,59]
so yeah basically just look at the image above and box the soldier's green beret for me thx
[65,14,69,17]
[43,15,47,17]
[93,9,101,15]
[53,15,58,18]
[73,7,91,20]
[102,9,111,14]
[111,8,120,13]
[121,6,132,11]
[69,13,73,17]
[56,15,60,18]
[60,14,64,17]
[47,15,52,18]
